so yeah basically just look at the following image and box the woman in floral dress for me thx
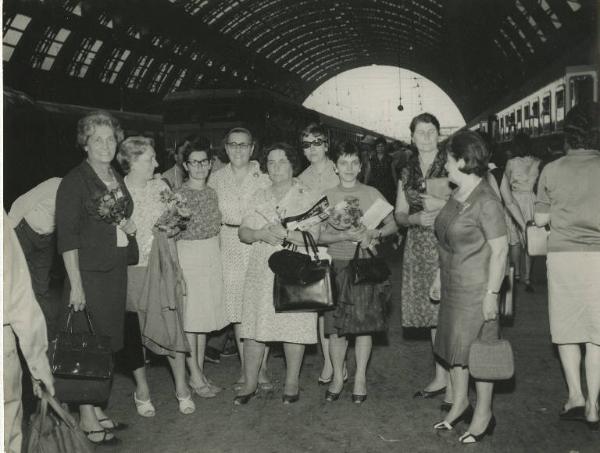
[395,113,451,402]
[208,127,271,384]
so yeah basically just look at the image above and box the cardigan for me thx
[56,160,133,272]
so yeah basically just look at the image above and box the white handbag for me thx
[526,221,550,256]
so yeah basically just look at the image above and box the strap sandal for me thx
[134,392,156,418]
[97,417,128,431]
[82,429,121,445]
[190,381,217,398]
[175,391,196,414]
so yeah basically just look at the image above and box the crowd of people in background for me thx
[4,101,600,451]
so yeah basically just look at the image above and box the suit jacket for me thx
[56,160,133,272]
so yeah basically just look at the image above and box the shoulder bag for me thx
[273,231,336,312]
[526,221,550,256]
[49,308,114,404]
[349,243,391,285]
[27,389,94,453]
[468,322,514,380]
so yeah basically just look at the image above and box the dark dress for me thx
[367,154,396,204]
[400,149,448,327]
[433,180,506,366]
[56,161,133,352]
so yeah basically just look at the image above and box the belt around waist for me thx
[223,223,241,228]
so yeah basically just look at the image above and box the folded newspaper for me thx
[360,198,394,229]
[282,196,330,231]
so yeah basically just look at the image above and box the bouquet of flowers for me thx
[154,190,192,237]
[327,197,363,231]
[90,187,130,225]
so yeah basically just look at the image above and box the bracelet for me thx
[486,289,499,295]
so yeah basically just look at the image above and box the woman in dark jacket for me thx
[56,111,136,445]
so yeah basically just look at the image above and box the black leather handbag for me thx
[49,309,114,404]
[272,231,336,313]
[127,233,139,265]
[349,243,391,285]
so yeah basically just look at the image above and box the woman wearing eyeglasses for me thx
[208,127,271,387]
[297,123,342,385]
[175,137,229,398]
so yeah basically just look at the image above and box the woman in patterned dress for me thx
[175,138,229,398]
[208,127,271,384]
[119,136,194,416]
[234,142,320,405]
[395,113,451,402]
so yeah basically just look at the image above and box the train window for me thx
[68,37,103,78]
[99,48,132,84]
[542,92,551,132]
[516,108,522,130]
[30,26,71,71]
[531,99,539,134]
[555,86,565,128]
[569,75,594,108]
[3,14,32,62]
[524,103,530,132]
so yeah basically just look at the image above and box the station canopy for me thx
[3,0,597,121]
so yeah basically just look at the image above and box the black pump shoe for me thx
[325,390,342,402]
[459,415,497,444]
[414,386,446,399]
[282,393,299,404]
[433,405,474,431]
[233,391,258,406]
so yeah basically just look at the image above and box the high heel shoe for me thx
[414,386,446,399]
[175,392,196,415]
[433,405,474,431]
[233,390,258,406]
[189,380,217,399]
[133,392,156,418]
[351,394,367,404]
[282,393,300,404]
[458,415,496,444]
[325,390,342,402]
[318,368,349,385]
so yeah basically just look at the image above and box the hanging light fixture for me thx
[397,65,404,112]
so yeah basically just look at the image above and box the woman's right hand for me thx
[259,223,286,246]
[69,282,86,311]
[410,210,439,227]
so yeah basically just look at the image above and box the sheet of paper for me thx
[360,198,393,230]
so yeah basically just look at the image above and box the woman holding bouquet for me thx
[395,113,451,405]
[175,137,229,398]
[118,136,195,416]
[56,111,135,445]
[235,142,321,404]
[320,141,398,403]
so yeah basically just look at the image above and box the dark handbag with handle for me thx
[127,233,139,265]
[499,265,514,320]
[468,322,514,380]
[273,231,336,313]
[349,243,391,285]
[27,389,94,453]
[49,308,114,404]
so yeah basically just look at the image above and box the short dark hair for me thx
[374,137,387,148]
[300,123,328,140]
[409,112,441,135]
[445,130,490,177]
[331,140,363,165]
[117,136,154,174]
[564,101,600,151]
[259,142,302,175]
[511,132,533,158]
[181,136,212,163]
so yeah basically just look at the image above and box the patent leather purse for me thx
[272,231,336,313]
[49,308,113,404]
[526,221,550,256]
[349,243,391,285]
[468,322,514,380]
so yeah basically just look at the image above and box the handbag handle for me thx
[476,321,501,341]
[40,388,79,430]
[352,243,376,260]
[302,231,320,261]
[64,307,97,335]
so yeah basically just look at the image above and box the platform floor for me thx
[32,252,599,452]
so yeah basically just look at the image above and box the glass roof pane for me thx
[3,45,15,61]
[12,14,32,31]
[566,1,582,12]
[3,29,22,46]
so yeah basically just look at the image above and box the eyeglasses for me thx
[301,139,327,149]
[187,158,211,168]
[226,142,252,150]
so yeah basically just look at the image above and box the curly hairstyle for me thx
[445,130,490,177]
[564,101,600,151]
[116,136,155,174]
[259,142,302,175]
[77,110,124,148]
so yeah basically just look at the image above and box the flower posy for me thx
[327,197,363,231]
[155,190,191,236]
[93,187,129,225]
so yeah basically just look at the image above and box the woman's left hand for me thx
[482,293,499,321]
[119,217,137,235]
[360,229,380,249]
[421,195,446,212]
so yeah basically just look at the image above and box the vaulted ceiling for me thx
[3,0,597,121]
